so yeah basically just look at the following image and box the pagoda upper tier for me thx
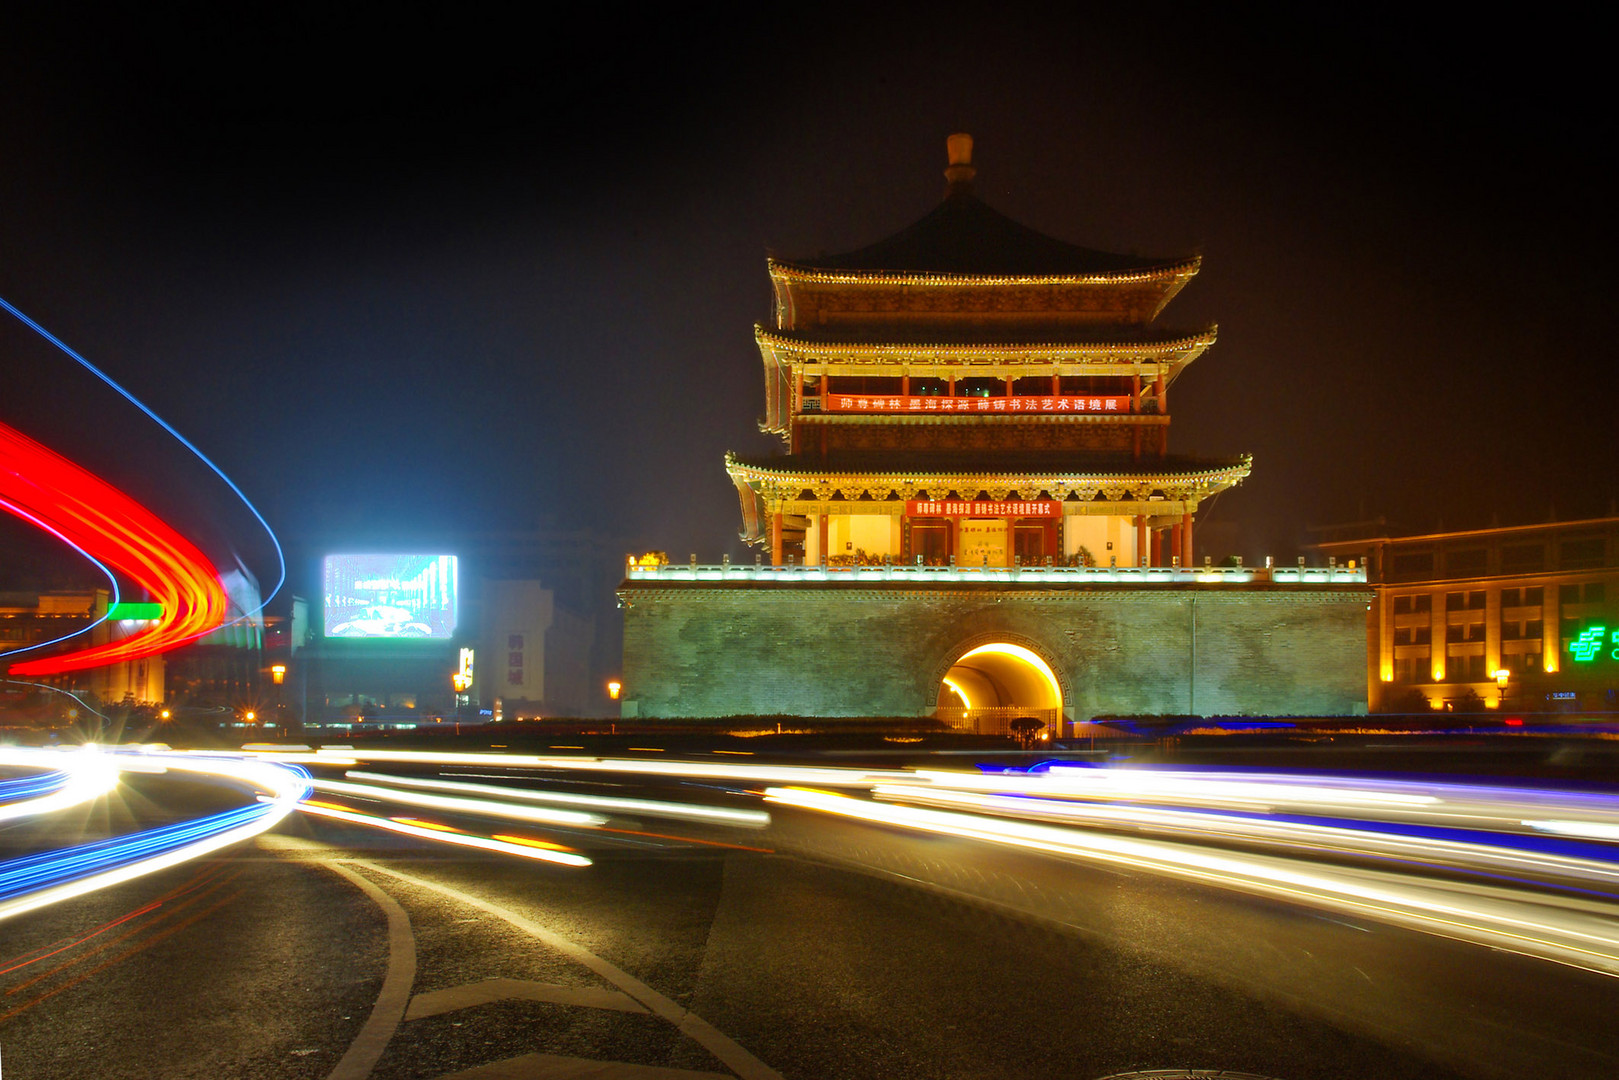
[768,142,1200,334]
[728,134,1248,568]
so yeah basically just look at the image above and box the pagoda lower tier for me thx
[726,450,1251,569]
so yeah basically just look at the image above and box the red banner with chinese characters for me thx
[906,500,1059,518]
[823,394,1130,415]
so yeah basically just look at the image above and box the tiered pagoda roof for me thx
[727,134,1249,554]
[771,187,1196,280]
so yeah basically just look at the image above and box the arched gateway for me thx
[935,640,1064,737]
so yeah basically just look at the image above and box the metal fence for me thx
[933,706,1063,737]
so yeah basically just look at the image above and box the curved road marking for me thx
[323,862,419,1080]
[343,859,784,1080]
[436,1051,733,1079]
[407,977,647,1020]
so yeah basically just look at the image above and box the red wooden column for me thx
[946,374,956,396]
[1050,373,1060,395]
[1135,515,1147,565]
[771,512,783,567]
[1181,513,1194,566]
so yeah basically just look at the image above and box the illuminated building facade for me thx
[621,137,1371,728]
[727,134,1249,569]
[1313,516,1619,711]
[0,590,165,707]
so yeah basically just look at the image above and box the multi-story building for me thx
[726,133,1249,568]
[621,136,1370,726]
[0,589,165,708]
[1312,516,1619,711]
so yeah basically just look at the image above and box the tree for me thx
[1008,716,1045,749]
[1380,687,1432,714]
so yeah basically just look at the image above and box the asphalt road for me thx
[1,767,1615,1080]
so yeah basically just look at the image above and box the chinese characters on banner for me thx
[905,500,1059,517]
[507,633,524,686]
[824,395,1129,414]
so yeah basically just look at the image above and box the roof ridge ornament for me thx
[944,132,975,193]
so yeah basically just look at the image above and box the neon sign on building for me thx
[1568,624,1619,663]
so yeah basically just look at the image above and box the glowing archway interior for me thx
[939,643,1063,712]
[0,420,227,675]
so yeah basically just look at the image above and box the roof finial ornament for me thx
[944,133,975,194]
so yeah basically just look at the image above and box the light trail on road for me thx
[767,785,1619,978]
[0,749,309,922]
[346,769,772,827]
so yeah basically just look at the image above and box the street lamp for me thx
[607,680,622,701]
[1493,668,1510,708]
[270,664,286,685]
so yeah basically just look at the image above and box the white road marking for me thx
[407,977,647,1020]
[345,860,784,1080]
[322,862,419,1080]
[433,1051,733,1079]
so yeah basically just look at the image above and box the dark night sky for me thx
[2,6,1615,594]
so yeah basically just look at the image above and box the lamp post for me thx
[1493,668,1510,708]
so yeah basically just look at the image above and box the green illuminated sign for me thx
[1568,624,1619,663]
[107,602,163,621]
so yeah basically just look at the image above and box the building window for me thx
[1586,582,1606,603]
[1525,587,1543,607]
[1560,537,1606,570]
[1501,588,1521,608]
[1501,544,1546,573]
[1445,592,1465,611]
[1559,584,1582,605]
[1447,549,1488,576]
[1392,552,1436,579]
[1414,627,1430,644]
[1501,621,1521,641]
[1466,623,1484,642]
[1394,655,1428,684]
[956,377,1002,398]
[1446,625,1463,643]
[1394,627,1412,646]
[1526,620,1543,640]
[1468,590,1485,610]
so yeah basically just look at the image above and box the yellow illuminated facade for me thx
[726,135,1250,569]
[1314,516,1619,711]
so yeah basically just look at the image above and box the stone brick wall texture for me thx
[619,582,1371,719]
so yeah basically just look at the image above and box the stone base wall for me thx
[618,581,1371,721]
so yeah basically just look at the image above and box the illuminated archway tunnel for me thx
[937,642,1063,714]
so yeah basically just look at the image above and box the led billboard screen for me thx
[323,554,458,639]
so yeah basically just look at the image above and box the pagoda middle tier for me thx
[727,134,1250,569]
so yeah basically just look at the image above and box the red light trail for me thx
[0,420,227,675]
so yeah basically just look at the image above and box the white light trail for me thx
[0,748,119,823]
[766,786,1619,978]
[0,750,308,923]
[345,771,770,827]
[311,779,607,827]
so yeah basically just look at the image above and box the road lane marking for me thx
[406,977,647,1020]
[433,1051,732,1079]
[344,860,784,1080]
[322,862,418,1080]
